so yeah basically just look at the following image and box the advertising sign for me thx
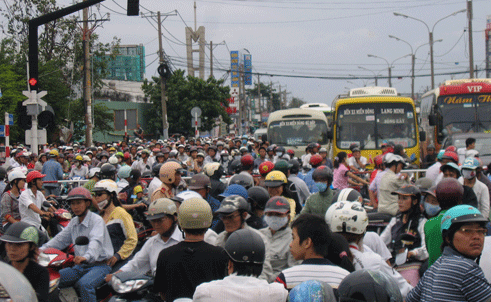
[230,51,239,87]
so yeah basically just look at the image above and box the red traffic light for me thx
[29,78,37,86]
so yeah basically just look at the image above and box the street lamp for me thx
[367,54,392,87]
[358,66,383,86]
[394,9,466,89]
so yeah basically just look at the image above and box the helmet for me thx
[442,151,459,163]
[247,186,270,210]
[289,159,300,174]
[441,204,488,233]
[259,161,275,176]
[440,162,461,177]
[224,228,265,264]
[216,195,250,214]
[329,201,368,234]
[115,152,124,158]
[75,155,83,161]
[0,221,39,245]
[374,154,384,166]
[118,166,132,179]
[275,146,285,154]
[286,149,295,157]
[0,262,38,302]
[159,161,184,185]
[49,149,59,157]
[88,167,101,179]
[152,163,163,177]
[8,169,26,183]
[241,154,254,167]
[145,198,177,220]
[436,178,464,206]
[172,190,202,204]
[82,155,91,162]
[188,174,211,190]
[312,165,333,183]
[66,187,92,202]
[229,173,254,189]
[219,184,249,200]
[289,280,336,302]
[338,269,403,302]
[203,162,224,179]
[437,149,445,160]
[100,151,110,159]
[264,171,287,187]
[100,163,117,179]
[461,157,479,170]
[133,185,143,195]
[391,184,421,203]
[445,145,457,152]
[384,153,406,165]
[178,197,213,229]
[93,179,118,194]
[333,188,363,204]
[141,149,151,156]
[108,156,119,165]
[124,152,131,160]
[274,160,293,175]
[229,159,242,174]
[26,170,46,183]
[310,154,323,167]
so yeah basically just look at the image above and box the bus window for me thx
[268,119,328,145]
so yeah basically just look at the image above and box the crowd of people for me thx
[0,134,490,302]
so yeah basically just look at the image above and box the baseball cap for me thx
[264,196,290,214]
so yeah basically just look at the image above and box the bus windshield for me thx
[336,102,417,149]
[268,119,328,145]
[438,94,491,134]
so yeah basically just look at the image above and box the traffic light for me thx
[38,110,54,128]
[127,0,139,16]
[17,101,32,130]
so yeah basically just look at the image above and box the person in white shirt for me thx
[131,149,154,176]
[193,228,288,302]
[147,164,163,196]
[105,198,183,282]
[459,157,490,218]
[347,146,367,172]
[426,150,444,186]
[328,201,413,298]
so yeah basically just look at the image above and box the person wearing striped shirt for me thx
[275,213,350,291]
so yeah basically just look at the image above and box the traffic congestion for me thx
[1,102,491,302]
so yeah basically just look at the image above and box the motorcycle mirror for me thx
[42,201,52,208]
[75,236,89,246]
[395,249,408,266]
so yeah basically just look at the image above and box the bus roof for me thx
[349,86,398,97]
[300,103,332,111]
[421,88,439,99]
[267,108,327,126]
[439,78,491,95]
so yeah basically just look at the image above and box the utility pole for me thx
[269,81,273,112]
[468,0,474,78]
[158,12,168,139]
[279,85,282,110]
[411,54,415,100]
[210,41,213,78]
[257,74,261,112]
[83,5,92,146]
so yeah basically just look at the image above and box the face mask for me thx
[76,162,81,167]
[264,215,289,231]
[462,169,476,180]
[98,199,109,209]
[277,152,283,157]
[101,158,107,163]
[424,202,441,217]
[315,182,328,192]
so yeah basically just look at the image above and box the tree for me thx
[66,98,113,142]
[0,64,28,142]
[287,97,306,109]
[142,70,232,138]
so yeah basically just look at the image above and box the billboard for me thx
[244,54,252,85]
[230,51,239,87]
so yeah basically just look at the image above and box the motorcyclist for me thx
[150,161,184,201]
[338,270,403,302]
[1,168,26,230]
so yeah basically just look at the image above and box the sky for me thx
[12,0,491,106]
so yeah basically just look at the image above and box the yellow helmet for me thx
[133,185,143,195]
[75,155,83,161]
[49,149,59,157]
[178,197,213,229]
[264,171,287,187]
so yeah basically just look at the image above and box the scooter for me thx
[392,233,423,287]
[108,271,155,302]
[42,200,72,237]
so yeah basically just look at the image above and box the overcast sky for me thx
[27,0,491,106]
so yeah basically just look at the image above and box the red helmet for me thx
[286,149,295,157]
[259,161,274,176]
[445,146,457,152]
[442,151,459,163]
[241,154,254,167]
[26,171,46,183]
[123,152,131,160]
[310,154,323,166]
[67,187,92,202]
[374,154,384,166]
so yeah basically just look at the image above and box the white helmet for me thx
[109,156,119,165]
[175,190,202,201]
[82,155,91,162]
[328,201,368,235]
[93,179,118,194]
[88,167,101,179]
[8,169,26,183]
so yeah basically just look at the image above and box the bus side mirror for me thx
[428,114,436,126]
[437,133,444,144]
[261,134,267,142]
[327,130,333,140]
[419,131,426,142]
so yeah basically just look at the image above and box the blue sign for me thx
[230,51,239,87]
[0,125,5,137]
[244,54,252,85]
[8,114,13,126]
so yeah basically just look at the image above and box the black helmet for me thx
[100,163,117,179]
[338,269,403,302]
[289,159,300,174]
[275,146,285,154]
[247,186,270,210]
[312,165,333,183]
[152,163,163,177]
[0,221,39,245]
[229,173,254,190]
[332,188,363,204]
[224,228,265,264]
[230,158,242,174]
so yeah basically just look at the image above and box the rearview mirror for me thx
[419,131,426,142]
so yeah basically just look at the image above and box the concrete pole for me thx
[411,54,415,100]
[83,5,93,146]
[5,112,9,157]
[430,31,435,89]
[210,41,213,78]
[388,67,392,87]
[468,0,474,78]
[158,12,169,139]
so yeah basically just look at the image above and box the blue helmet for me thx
[441,205,488,232]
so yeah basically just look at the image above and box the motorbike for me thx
[392,233,423,287]
[108,271,155,302]
[42,200,72,238]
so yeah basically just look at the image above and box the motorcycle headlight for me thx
[38,252,57,267]
[60,212,72,220]
[111,276,148,294]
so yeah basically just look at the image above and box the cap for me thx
[422,186,437,198]
[391,184,421,196]
[264,196,290,214]
[414,177,433,190]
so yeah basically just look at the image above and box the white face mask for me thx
[264,215,289,231]
[97,199,109,209]
[462,169,476,180]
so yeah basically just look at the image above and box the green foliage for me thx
[0,64,28,141]
[287,97,306,109]
[143,70,232,138]
[65,98,113,141]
